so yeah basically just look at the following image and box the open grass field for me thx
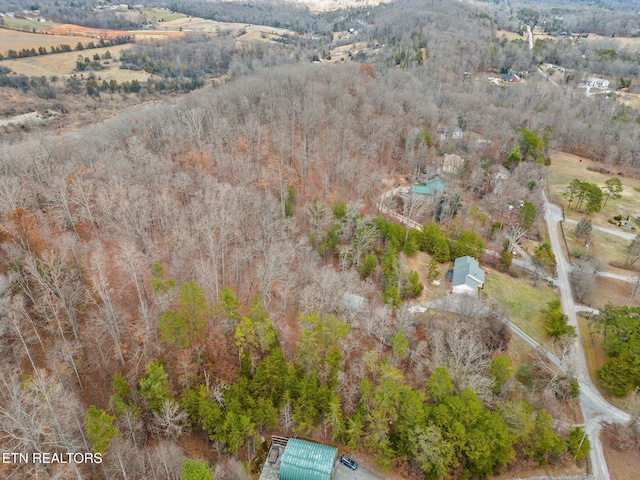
[547,151,640,231]
[328,41,370,63]
[236,30,283,44]
[0,28,83,56]
[601,425,640,480]
[563,225,630,268]
[581,32,640,50]
[155,17,295,39]
[124,8,188,23]
[0,25,183,58]
[507,334,534,370]
[2,17,60,29]
[484,269,559,345]
[578,315,607,390]
[1,44,151,82]
[495,29,527,42]
[590,276,638,309]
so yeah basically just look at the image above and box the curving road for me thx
[543,195,630,480]
[379,188,632,479]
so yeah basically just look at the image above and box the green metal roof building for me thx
[410,177,446,195]
[278,438,337,480]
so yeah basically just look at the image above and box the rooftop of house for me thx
[410,177,446,195]
[452,256,485,289]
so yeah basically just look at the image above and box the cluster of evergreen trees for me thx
[85,275,587,479]
[595,304,640,397]
[315,202,425,308]
[314,200,488,309]
[0,36,131,61]
[563,179,604,214]
[419,222,485,262]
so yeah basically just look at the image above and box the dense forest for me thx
[2,0,640,478]
[0,65,585,480]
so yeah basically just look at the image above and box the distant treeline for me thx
[0,31,304,99]
[87,76,205,96]
[0,64,193,98]
[0,0,140,30]
[120,35,235,79]
[0,36,132,60]
[155,0,333,34]
[40,5,140,30]
[500,0,640,37]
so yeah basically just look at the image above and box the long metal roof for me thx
[278,438,337,480]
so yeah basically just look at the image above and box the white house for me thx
[586,77,609,90]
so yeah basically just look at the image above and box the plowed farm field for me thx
[42,24,185,40]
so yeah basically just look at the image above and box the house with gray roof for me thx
[451,256,485,295]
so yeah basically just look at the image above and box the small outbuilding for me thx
[451,256,485,295]
[278,438,338,480]
[342,292,365,310]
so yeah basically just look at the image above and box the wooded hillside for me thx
[3,0,640,477]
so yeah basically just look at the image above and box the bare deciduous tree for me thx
[571,261,596,304]
[150,400,189,439]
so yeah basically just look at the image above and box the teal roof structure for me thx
[342,292,365,310]
[452,256,485,289]
[278,439,337,480]
[410,177,446,195]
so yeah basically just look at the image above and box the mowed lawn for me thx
[2,17,60,30]
[138,8,188,22]
[0,29,79,56]
[1,44,152,82]
[547,151,640,230]
[484,270,559,344]
[564,225,630,267]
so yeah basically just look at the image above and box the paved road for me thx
[379,188,632,479]
[543,196,630,480]
[333,460,383,480]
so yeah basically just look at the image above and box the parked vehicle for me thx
[340,455,358,470]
